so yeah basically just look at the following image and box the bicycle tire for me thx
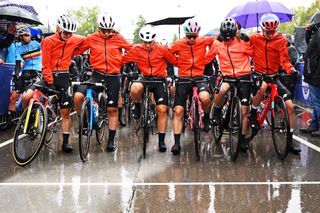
[142,97,149,158]
[193,100,201,161]
[96,94,106,145]
[211,104,223,144]
[228,96,242,161]
[79,98,91,162]
[271,96,289,160]
[13,102,47,166]
[44,106,55,145]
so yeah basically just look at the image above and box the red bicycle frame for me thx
[256,83,278,128]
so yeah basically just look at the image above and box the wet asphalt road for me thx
[0,108,320,212]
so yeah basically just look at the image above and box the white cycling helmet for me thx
[97,12,115,29]
[57,14,77,33]
[139,25,156,42]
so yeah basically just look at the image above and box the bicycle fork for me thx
[23,101,39,134]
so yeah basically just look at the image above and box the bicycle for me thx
[12,83,60,166]
[71,81,107,162]
[246,73,290,160]
[121,67,140,125]
[176,76,211,161]
[211,76,253,161]
[132,77,164,158]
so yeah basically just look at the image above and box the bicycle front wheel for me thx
[271,96,290,160]
[79,98,91,162]
[13,102,47,166]
[142,99,149,159]
[193,100,201,161]
[228,96,242,161]
[96,94,107,145]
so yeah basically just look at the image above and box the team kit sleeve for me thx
[41,38,54,84]
[279,39,294,74]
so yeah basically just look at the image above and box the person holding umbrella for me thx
[247,13,301,154]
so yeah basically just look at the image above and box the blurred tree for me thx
[133,15,146,44]
[278,0,320,35]
[68,6,100,36]
[172,34,178,43]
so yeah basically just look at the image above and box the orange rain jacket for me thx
[206,38,253,78]
[122,43,177,77]
[170,36,215,77]
[41,33,84,84]
[75,32,132,74]
[250,33,294,74]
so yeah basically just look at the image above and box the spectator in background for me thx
[300,11,320,137]
[0,22,16,64]
[279,34,299,97]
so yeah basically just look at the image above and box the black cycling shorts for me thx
[35,71,71,109]
[253,71,291,101]
[76,70,120,108]
[136,77,168,106]
[13,70,40,93]
[174,78,209,108]
[225,75,251,106]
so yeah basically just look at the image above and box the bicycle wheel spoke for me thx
[271,96,289,160]
[79,99,91,162]
[13,102,47,166]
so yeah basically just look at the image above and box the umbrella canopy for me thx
[146,16,194,39]
[147,16,194,26]
[0,1,42,25]
[226,0,293,29]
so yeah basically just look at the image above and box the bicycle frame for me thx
[23,89,48,134]
[188,86,203,130]
[256,83,279,128]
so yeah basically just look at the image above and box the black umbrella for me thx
[147,16,194,39]
[0,4,42,25]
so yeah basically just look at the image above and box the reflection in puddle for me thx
[286,184,301,213]
[121,167,133,212]
[168,183,175,202]
[72,176,80,212]
[208,184,216,213]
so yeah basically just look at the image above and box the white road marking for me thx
[293,135,320,153]
[0,111,76,149]
[0,181,319,186]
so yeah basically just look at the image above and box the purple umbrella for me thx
[226,0,293,29]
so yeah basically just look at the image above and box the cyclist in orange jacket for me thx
[73,12,132,152]
[248,13,300,154]
[207,17,254,151]
[122,25,177,152]
[169,18,215,155]
[37,14,84,153]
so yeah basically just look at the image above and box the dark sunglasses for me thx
[100,28,113,34]
[186,34,197,39]
[62,31,73,37]
[22,34,31,37]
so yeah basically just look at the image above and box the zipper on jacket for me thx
[56,42,66,71]
[226,44,236,78]
[148,49,152,76]
[104,38,108,72]
[265,40,269,74]
[189,44,194,77]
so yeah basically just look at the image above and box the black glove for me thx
[47,84,57,91]
[217,34,223,42]
[292,69,300,79]
[12,74,20,83]
[239,33,250,42]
